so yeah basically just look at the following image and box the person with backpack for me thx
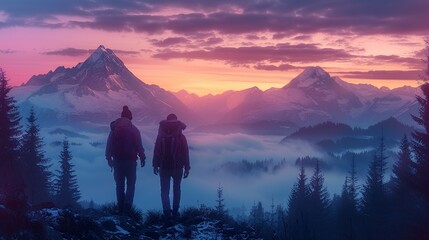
[105,106,146,215]
[153,113,190,218]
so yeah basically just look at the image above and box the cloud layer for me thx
[2,1,428,36]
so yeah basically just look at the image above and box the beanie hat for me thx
[121,105,132,120]
[167,113,177,120]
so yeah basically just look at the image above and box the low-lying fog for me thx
[42,124,378,215]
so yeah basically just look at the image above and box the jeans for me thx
[114,160,136,213]
[160,167,183,213]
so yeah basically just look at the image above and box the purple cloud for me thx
[1,1,427,36]
[204,37,223,45]
[151,37,190,47]
[254,64,301,71]
[43,48,90,57]
[153,43,354,64]
[364,55,424,69]
[292,35,312,41]
[0,49,15,54]
[43,47,139,57]
[245,35,260,40]
[338,70,422,80]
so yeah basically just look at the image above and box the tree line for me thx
[226,127,427,240]
[0,68,81,210]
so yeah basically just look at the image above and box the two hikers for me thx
[106,107,190,217]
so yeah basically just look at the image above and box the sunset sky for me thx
[0,0,428,95]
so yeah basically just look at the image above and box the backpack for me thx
[160,127,181,168]
[112,124,136,161]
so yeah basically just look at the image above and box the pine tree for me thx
[55,139,81,208]
[215,184,227,217]
[249,201,265,234]
[389,134,418,240]
[19,108,52,205]
[0,68,24,204]
[308,160,330,240]
[361,136,388,240]
[269,197,275,228]
[348,155,359,209]
[391,135,414,193]
[411,38,429,239]
[287,163,310,240]
[275,204,287,239]
[336,156,359,240]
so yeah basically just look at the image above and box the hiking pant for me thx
[114,160,136,213]
[160,167,183,213]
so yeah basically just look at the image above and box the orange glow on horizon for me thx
[0,27,425,96]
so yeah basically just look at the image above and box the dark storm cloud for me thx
[152,43,354,64]
[338,70,422,80]
[1,0,427,35]
[43,47,139,56]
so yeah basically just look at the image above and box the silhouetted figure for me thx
[153,113,190,218]
[106,106,146,215]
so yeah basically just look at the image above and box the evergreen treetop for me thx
[0,68,23,201]
[19,108,52,204]
[55,139,81,208]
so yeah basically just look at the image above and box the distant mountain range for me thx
[11,45,421,133]
[175,67,420,133]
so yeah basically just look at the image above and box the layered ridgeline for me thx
[11,45,196,126]
[11,46,419,132]
[177,66,419,134]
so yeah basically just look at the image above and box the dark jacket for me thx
[105,117,145,161]
[153,120,190,171]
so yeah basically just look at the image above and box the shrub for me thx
[144,210,163,225]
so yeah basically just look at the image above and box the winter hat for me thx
[121,105,133,120]
[167,113,177,120]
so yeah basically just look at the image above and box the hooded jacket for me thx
[105,117,145,161]
[152,120,190,171]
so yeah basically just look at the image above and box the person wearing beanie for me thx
[121,105,133,120]
[153,113,190,218]
[105,105,146,215]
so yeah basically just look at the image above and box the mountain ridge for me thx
[175,66,420,129]
[12,45,198,126]
[11,48,420,131]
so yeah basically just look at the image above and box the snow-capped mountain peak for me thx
[25,45,141,92]
[13,45,198,124]
[82,45,125,69]
[286,66,335,88]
